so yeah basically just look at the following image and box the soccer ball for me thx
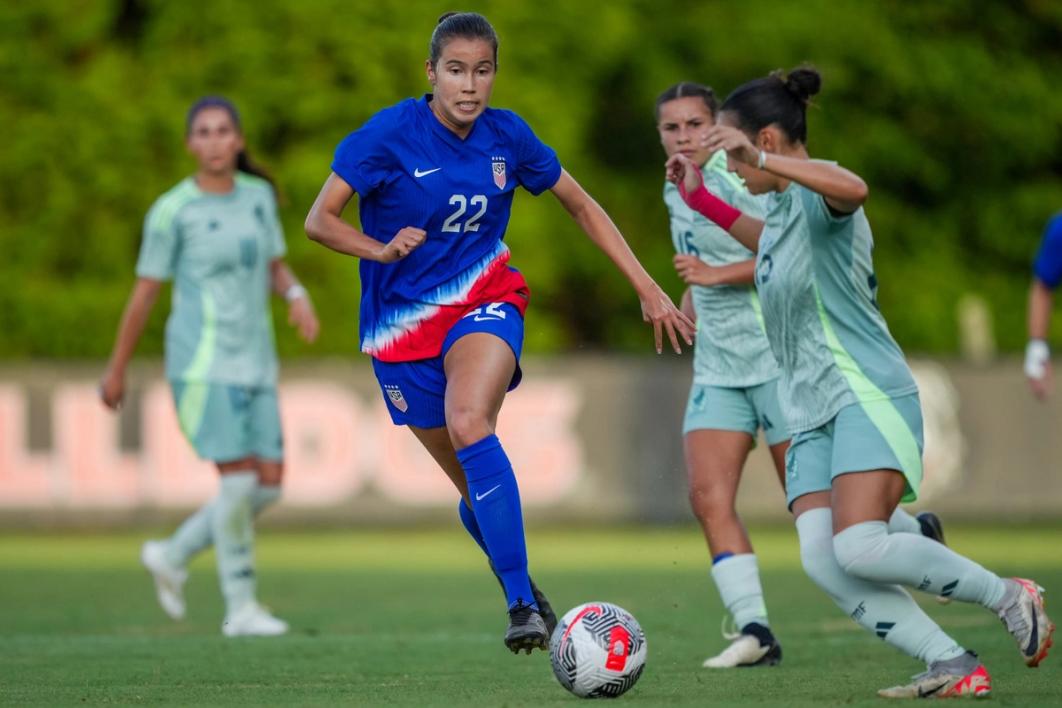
[549,601,647,698]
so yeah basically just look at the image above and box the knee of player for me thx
[446,407,495,449]
[687,487,737,523]
[832,522,889,578]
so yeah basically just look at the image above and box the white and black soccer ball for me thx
[549,601,647,698]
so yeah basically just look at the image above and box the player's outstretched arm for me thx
[549,169,694,354]
[1026,278,1053,400]
[665,154,764,253]
[704,124,868,215]
[99,278,162,410]
[305,173,426,263]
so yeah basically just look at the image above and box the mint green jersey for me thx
[136,173,286,386]
[755,175,918,434]
[664,150,778,387]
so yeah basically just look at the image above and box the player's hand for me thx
[377,227,427,263]
[665,154,703,195]
[638,280,695,354]
[703,125,760,167]
[288,296,320,343]
[99,369,125,411]
[673,254,721,287]
[1025,339,1052,400]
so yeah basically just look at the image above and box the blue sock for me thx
[457,499,488,555]
[456,434,536,611]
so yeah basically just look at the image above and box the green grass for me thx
[0,524,1060,706]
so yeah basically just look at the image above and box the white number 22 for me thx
[441,194,488,233]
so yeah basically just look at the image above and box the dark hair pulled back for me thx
[720,66,821,144]
[654,82,718,122]
[429,12,499,68]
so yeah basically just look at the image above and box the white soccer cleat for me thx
[998,578,1055,667]
[702,621,782,668]
[878,652,991,699]
[222,602,289,638]
[140,539,188,621]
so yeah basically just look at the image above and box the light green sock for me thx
[798,509,965,664]
[164,482,281,568]
[886,507,921,535]
[212,471,258,614]
[834,521,1008,609]
[710,554,769,630]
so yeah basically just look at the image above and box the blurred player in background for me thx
[305,12,692,655]
[656,80,945,670]
[100,96,319,637]
[1025,211,1062,399]
[667,66,1053,698]
[657,81,786,668]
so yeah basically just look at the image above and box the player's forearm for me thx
[681,185,763,253]
[710,259,756,286]
[107,280,160,374]
[305,211,386,261]
[761,153,868,214]
[1028,279,1054,340]
[270,260,308,301]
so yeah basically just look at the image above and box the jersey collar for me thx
[420,94,482,148]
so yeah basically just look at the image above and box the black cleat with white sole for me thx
[488,561,558,637]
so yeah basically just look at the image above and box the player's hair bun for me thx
[783,67,822,104]
[437,11,460,24]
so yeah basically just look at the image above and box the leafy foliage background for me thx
[2,0,1061,358]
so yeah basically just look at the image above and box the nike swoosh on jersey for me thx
[414,167,442,178]
[475,484,502,501]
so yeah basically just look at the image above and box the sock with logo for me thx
[797,508,965,664]
[212,471,258,615]
[456,435,535,610]
[886,507,921,535]
[164,481,282,568]
[710,553,770,630]
[834,521,1008,609]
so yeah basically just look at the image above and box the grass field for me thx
[0,524,1060,706]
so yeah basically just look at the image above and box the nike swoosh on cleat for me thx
[475,484,501,501]
[918,681,948,698]
[414,167,441,178]
[1026,605,1039,657]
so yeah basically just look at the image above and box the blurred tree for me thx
[1,0,1060,358]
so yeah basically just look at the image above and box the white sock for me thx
[886,507,921,535]
[797,508,965,664]
[710,554,769,630]
[164,482,281,568]
[834,521,1008,609]
[212,471,258,614]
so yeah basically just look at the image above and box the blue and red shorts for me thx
[371,301,525,428]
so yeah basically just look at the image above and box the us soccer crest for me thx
[384,384,408,412]
[492,156,506,190]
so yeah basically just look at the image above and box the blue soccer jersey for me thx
[331,95,562,362]
[1033,213,1062,289]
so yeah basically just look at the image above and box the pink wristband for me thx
[679,183,742,231]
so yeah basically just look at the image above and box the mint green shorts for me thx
[784,394,923,508]
[683,379,788,446]
[170,381,283,463]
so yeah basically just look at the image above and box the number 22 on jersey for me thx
[441,194,488,233]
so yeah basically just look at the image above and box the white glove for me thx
[1025,339,1050,380]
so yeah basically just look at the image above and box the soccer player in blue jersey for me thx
[667,66,1053,697]
[101,97,319,637]
[305,12,693,654]
[1026,212,1062,399]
